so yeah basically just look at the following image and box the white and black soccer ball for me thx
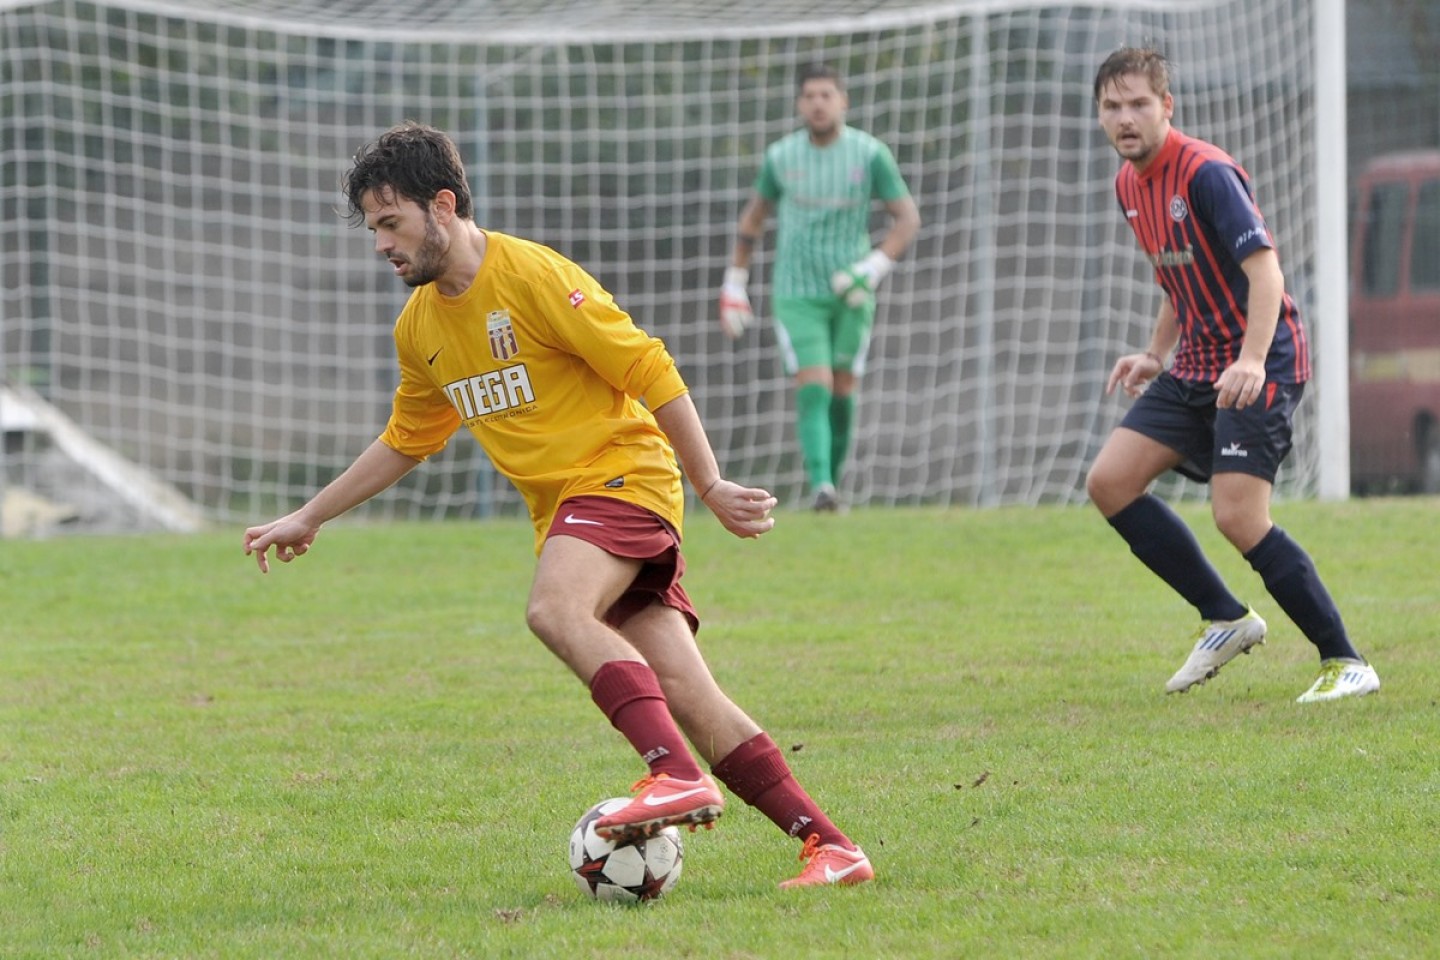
[568,797,684,903]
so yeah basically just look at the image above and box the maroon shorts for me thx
[544,496,699,634]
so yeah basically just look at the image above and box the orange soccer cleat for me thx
[594,773,724,843]
[778,833,875,889]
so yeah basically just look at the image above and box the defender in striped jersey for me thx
[719,63,921,511]
[1084,48,1379,703]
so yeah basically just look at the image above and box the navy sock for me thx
[1244,526,1360,661]
[1107,494,1248,622]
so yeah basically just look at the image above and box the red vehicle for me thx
[1348,150,1440,493]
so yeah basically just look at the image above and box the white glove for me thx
[830,249,895,308]
[719,266,755,339]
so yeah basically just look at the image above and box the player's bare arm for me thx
[1216,248,1285,410]
[243,439,421,572]
[1107,301,1179,398]
[649,394,776,539]
[730,195,772,271]
[877,195,922,261]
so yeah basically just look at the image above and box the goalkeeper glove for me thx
[830,249,895,308]
[719,266,755,339]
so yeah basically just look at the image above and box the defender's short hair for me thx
[1093,47,1172,102]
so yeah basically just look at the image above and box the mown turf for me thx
[1,498,1435,958]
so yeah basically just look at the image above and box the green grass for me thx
[2,498,1437,959]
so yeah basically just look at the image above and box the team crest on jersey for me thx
[1169,196,1189,222]
[487,310,519,361]
[568,288,586,308]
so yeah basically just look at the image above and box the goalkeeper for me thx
[719,63,920,511]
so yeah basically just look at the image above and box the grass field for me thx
[2,498,1437,959]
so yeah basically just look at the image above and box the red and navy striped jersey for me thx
[1114,128,1310,384]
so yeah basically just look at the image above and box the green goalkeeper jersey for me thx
[755,125,911,298]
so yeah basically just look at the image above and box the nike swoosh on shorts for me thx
[563,514,604,526]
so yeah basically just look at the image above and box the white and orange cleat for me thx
[593,772,723,842]
[778,833,875,889]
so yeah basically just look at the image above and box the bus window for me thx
[1361,182,1409,297]
[1411,179,1440,292]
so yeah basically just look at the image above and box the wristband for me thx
[723,266,749,289]
[699,478,722,500]
[1145,351,1164,367]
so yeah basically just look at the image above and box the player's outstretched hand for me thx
[243,513,320,573]
[700,479,777,539]
[1105,351,1164,399]
[719,267,755,339]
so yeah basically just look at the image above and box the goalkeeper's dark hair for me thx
[343,121,474,225]
[1093,46,1172,102]
[797,62,844,94]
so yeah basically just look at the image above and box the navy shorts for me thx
[1119,372,1304,483]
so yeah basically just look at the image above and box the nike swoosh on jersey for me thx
[641,786,712,807]
[824,861,870,882]
[427,348,443,365]
[562,514,604,526]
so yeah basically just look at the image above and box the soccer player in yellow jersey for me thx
[243,122,872,889]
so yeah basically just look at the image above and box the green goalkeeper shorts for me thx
[772,295,875,375]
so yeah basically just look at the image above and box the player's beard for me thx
[807,116,841,142]
[1114,134,1156,165]
[398,212,449,288]
[1109,119,1166,168]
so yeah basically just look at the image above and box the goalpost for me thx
[0,0,1343,531]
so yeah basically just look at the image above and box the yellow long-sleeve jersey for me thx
[378,231,689,553]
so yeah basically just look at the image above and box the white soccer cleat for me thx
[1295,659,1381,703]
[1165,607,1267,693]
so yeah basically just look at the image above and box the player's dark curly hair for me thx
[342,121,474,225]
[1093,46,1172,102]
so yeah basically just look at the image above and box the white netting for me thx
[0,0,1328,530]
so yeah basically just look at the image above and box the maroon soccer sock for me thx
[589,660,702,780]
[711,732,851,849]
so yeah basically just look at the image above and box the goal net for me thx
[0,0,1332,531]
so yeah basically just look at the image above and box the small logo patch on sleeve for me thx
[568,289,586,308]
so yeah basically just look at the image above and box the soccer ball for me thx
[568,797,684,903]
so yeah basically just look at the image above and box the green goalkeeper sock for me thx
[829,392,856,486]
[796,382,833,491]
